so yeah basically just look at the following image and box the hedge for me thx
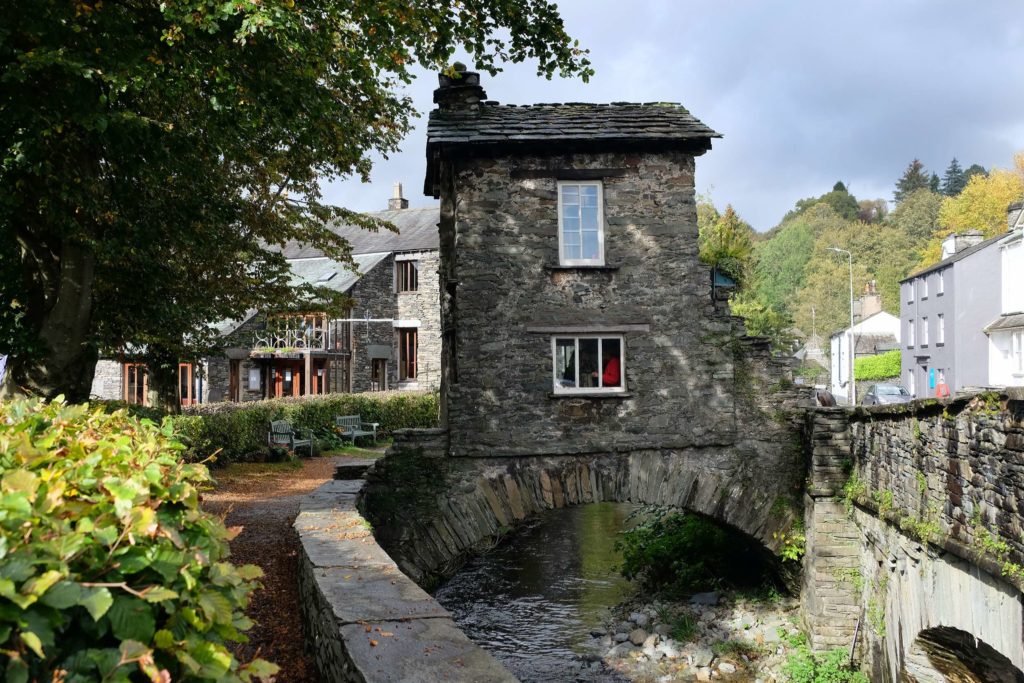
[173,391,439,463]
[854,349,901,382]
[0,398,276,682]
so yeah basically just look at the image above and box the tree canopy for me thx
[1,1,593,401]
[893,159,932,204]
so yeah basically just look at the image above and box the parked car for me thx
[862,383,912,406]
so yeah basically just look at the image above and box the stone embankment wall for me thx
[294,471,516,682]
[802,390,1024,680]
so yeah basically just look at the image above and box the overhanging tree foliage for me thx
[1,1,593,402]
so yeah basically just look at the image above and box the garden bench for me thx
[334,415,379,445]
[268,420,313,457]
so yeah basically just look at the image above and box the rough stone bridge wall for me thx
[802,391,1024,681]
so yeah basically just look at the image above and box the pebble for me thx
[608,642,637,658]
[613,632,629,643]
[657,640,681,659]
[693,645,715,667]
[643,634,659,648]
[719,662,737,674]
[629,628,648,646]
[654,623,672,637]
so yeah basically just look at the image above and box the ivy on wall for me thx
[855,350,901,382]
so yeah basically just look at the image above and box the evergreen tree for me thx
[894,159,931,204]
[964,164,988,182]
[929,173,941,193]
[940,158,966,196]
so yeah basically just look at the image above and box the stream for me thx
[433,502,639,682]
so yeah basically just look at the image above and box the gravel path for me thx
[202,457,343,683]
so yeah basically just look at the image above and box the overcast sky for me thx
[323,0,1024,232]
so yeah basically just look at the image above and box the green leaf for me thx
[23,569,62,597]
[107,595,155,642]
[5,657,28,683]
[40,581,81,609]
[153,628,175,649]
[141,586,178,603]
[79,586,114,621]
[118,638,151,661]
[19,630,44,658]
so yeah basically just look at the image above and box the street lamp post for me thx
[828,247,856,406]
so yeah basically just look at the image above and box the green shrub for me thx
[616,508,776,595]
[782,632,867,683]
[173,391,439,464]
[854,350,900,382]
[92,400,169,423]
[0,398,276,683]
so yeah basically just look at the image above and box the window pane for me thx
[580,185,598,206]
[581,203,599,230]
[555,338,576,388]
[579,338,599,388]
[561,185,580,205]
[582,229,600,260]
[601,338,622,388]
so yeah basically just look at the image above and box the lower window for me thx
[552,336,624,394]
[124,363,148,405]
[398,328,418,380]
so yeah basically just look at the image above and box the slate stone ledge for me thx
[296,478,518,682]
[542,264,621,272]
[546,392,635,400]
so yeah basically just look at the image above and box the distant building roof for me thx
[901,232,1004,282]
[280,206,439,259]
[985,312,1024,333]
[855,333,898,355]
[425,101,720,196]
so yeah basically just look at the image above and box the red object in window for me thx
[602,356,620,386]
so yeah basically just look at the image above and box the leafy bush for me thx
[782,632,868,683]
[854,350,900,382]
[0,398,276,682]
[174,391,438,463]
[616,507,776,595]
[92,400,169,423]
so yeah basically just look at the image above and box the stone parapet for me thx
[294,477,516,682]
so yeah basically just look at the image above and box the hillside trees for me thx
[941,158,966,196]
[0,1,592,402]
[894,159,933,203]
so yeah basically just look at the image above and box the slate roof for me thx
[985,312,1024,332]
[280,207,439,259]
[425,102,720,196]
[215,252,391,338]
[902,232,1005,281]
[855,334,899,355]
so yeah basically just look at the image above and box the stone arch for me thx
[904,626,1024,683]
[362,449,801,588]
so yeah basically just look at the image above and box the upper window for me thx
[396,260,418,292]
[552,335,624,394]
[908,319,915,347]
[558,181,604,266]
[937,314,945,344]
[937,270,945,295]
[907,282,914,304]
[921,316,929,346]
[920,277,928,299]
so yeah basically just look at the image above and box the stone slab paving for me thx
[295,478,519,682]
[334,458,378,480]
[338,618,517,683]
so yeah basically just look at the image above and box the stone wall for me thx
[395,251,441,391]
[802,392,1024,678]
[90,359,122,400]
[439,151,741,458]
[349,255,398,392]
[295,475,515,682]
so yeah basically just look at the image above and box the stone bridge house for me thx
[90,185,441,405]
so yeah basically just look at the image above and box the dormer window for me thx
[558,181,604,266]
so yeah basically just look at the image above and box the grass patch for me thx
[670,612,699,642]
[322,444,387,458]
[712,638,763,659]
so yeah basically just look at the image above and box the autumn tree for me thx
[885,188,942,242]
[1,1,593,401]
[893,159,932,204]
[698,204,755,285]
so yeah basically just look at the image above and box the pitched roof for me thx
[280,207,439,259]
[425,102,720,196]
[985,312,1024,332]
[901,232,1004,282]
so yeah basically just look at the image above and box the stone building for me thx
[423,67,750,457]
[90,186,441,405]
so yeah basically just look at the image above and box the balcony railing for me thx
[252,314,353,354]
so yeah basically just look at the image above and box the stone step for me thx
[334,458,378,480]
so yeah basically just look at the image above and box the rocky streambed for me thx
[593,591,802,682]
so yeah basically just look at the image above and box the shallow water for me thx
[433,502,639,682]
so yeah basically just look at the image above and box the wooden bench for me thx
[268,420,313,457]
[334,415,379,445]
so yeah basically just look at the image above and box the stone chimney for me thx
[1007,201,1024,232]
[433,62,487,113]
[388,182,408,211]
[858,280,882,319]
[941,230,985,259]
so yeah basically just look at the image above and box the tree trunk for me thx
[146,348,182,414]
[0,239,98,402]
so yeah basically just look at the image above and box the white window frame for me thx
[921,316,929,346]
[908,319,915,347]
[937,314,945,344]
[920,276,928,299]
[1013,330,1024,375]
[557,180,605,266]
[937,270,944,295]
[551,335,625,394]
[907,282,914,304]
[907,368,916,396]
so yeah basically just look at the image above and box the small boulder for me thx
[693,646,715,667]
[719,662,737,674]
[608,642,637,659]
[658,640,681,659]
[643,634,659,649]
[613,632,629,643]
[690,591,720,606]
[654,623,673,637]
[629,629,649,646]
[696,667,712,682]
[631,612,651,628]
